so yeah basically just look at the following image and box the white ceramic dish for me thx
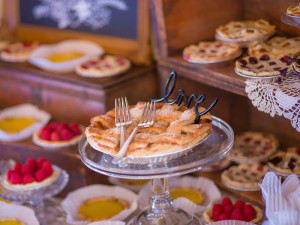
[29,40,104,73]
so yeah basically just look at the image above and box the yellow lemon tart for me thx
[0,218,25,225]
[170,187,204,205]
[121,179,149,186]
[0,197,11,204]
[78,196,129,221]
[46,51,83,63]
[0,117,35,133]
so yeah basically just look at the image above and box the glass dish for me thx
[281,14,300,28]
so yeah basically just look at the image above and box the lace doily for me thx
[245,74,300,132]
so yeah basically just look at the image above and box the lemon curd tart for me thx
[169,187,205,205]
[46,51,84,63]
[0,117,35,133]
[0,218,25,225]
[78,196,129,221]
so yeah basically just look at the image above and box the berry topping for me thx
[35,169,47,182]
[60,128,74,141]
[231,208,245,221]
[10,172,22,184]
[26,158,37,171]
[7,169,14,180]
[288,160,296,171]
[249,57,258,64]
[257,165,264,171]
[296,59,300,65]
[22,174,35,184]
[256,65,264,69]
[14,163,22,173]
[215,43,223,48]
[37,157,47,169]
[42,161,53,176]
[269,156,282,165]
[21,164,34,176]
[234,200,245,209]
[50,131,60,141]
[219,213,229,221]
[40,122,81,142]
[238,59,247,65]
[211,205,223,221]
[224,204,234,216]
[259,54,270,61]
[222,197,233,207]
[183,54,190,60]
[269,61,277,65]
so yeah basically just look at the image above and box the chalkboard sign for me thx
[19,0,138,40]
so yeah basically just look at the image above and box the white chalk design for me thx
[32,0,128,30]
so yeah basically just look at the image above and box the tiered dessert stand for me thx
[0,167,69,225]
[79,116,234,225]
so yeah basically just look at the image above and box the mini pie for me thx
[216,19,275,40]
[268,149,300,175]
[183,41,240,62]
[292,56,300,74]
[235,55,292,77]
[78,196,129,221]
[228,131,278,162]
[287,5,300,17]
[169,187,204,205]
[248,36,300,57]
[0,117,36,134]
[0,42,39,62]
[0,218,25,225]
[85,102,212,158]
[221,163,269,190]
[75,55,131,77]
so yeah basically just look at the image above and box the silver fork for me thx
[115,101,156,158]
[115,97,132,148]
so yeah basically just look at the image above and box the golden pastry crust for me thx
[216,19,275,40]
[85,102,212,158]
[78,196,129,221]
[0,42,39,62]
[169,187,204,205]
[183,41,240,62]
[292,55,300,73]
[287,5,300,17]
[203,202,263,224]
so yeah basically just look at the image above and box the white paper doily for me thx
[245,74,300,132]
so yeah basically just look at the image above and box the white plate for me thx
[29,40,104,73]
[234,68,282,79]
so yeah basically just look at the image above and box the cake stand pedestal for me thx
[0,167,69,225]
[79,116,234,225]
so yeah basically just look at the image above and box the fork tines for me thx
[115,97,131,125]
[140,101,156,126]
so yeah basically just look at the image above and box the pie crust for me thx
[221,163,269,190]
[267,150,300,176]
[248,36,300,57]
[0,218,25,225]
[235,55,292,77]
[183,41,240,62]
[292,56,300,73]
[0,42,39,62]
[75,55,131,77]
[78,196,129,221]
[85,102,212,158]
[228,131,278,162]
[32,125,85,148]
[3,166,60,190]
[203,201,263,224]
[169,187,204,205]
[216,19,275,40]
[287,5,300,17]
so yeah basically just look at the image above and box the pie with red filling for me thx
[183,41,240,62]
[0,42,39,62]
[75,55,131,77]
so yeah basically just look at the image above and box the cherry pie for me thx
[235,55,292,77]
[75,55,131,77]
[221,163,269,190]
[0,42,39,62]
[183,41,240,62]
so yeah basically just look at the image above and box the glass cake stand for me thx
[79,116,234,225]
[0,167,69,225]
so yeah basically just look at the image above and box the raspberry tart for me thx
[75,55,131,77]
[85,102,212,158]
[3,158,60,190]
[183,41,241,63]
[228,131,278,163]
[267,147,300,176]
[235,55,293,77]
[33,122,84,148]
[221,163,269,191]
[203,197,263,223]
[0,42,39,62]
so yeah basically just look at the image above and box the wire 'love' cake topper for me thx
[152,71,218,123]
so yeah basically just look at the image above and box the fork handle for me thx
[120,126,125,148]
[116,126,139,158]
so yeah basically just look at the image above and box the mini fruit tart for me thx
[221,163,269,191]
[267,148,300,176]
[183,41,241,63]
[3,158,60,190]
[228,131,279,163]
[203,197,263,224]
[235,55,293,77]
[33,122,84,148]
[0,42,39,62]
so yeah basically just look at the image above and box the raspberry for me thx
[10,172,22,184]
[221,197,233,207]
[47,122,59,131]
[57,122,69,132]
[244,205,256,221]
[41,129,51,141]
[14,162,22,173]
[59,128,74,141]
[231,208,245,221]
[259,54,270,61]
[249,57,258,64]
[69,123,81,136]
[218,213,229,221]
[244,204,254,210]
[211,204,224,221]
[50,131,61,141]
[234,200,245,209]
[21,164,35,176]
[213,203,224,212]
[37,157,47,169]
[7,169,14,180]
[26,158,37,171]
[42,161,53,177]
[35,169,47,182]
[224,204,233,216]
[22,174,35,184]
